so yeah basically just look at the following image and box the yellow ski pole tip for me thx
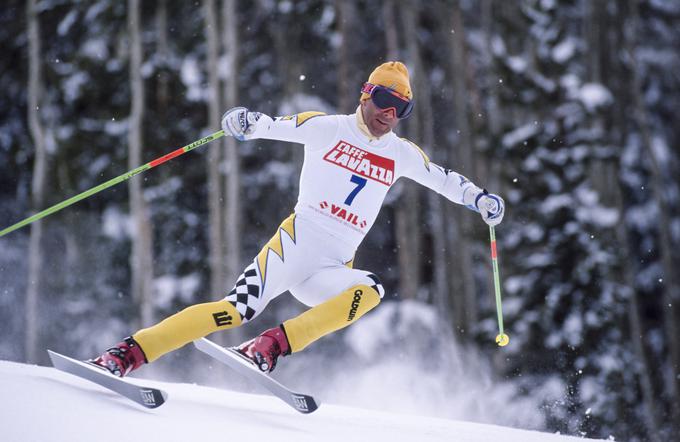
[495,333,510,347]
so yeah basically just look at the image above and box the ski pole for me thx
[0,130,225,238]
[489,225,509,347]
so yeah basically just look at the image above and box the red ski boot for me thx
[89,337,147,377]
[237,326,290,373]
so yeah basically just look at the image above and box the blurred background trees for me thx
[1,1,679,440]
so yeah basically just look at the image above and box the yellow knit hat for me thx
[360,61,412,101]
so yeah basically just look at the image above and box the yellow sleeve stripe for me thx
[401,138,430,171]
[296,111,326,127]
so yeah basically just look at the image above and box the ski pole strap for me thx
[490,225,505,335]
[0,130,225,238]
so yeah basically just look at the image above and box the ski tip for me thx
[195,338,320,414]
[139,388,168,409]
[291,393,320,414]
[46,349,59,365]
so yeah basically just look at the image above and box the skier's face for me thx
[361,98,400,137]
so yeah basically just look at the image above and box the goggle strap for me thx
[361,82,377,95]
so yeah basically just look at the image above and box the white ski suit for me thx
[223,109,484,322]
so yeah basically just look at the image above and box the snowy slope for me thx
[0,360,606,442]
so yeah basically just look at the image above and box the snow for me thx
[577,84,612,112]
[576,205,619,227]
[563,312,584,347]
[526,252,553,267]
[552,38,576,63]
[57,10,78,36]
[651,135,672,165]
[154,273,201,309]
[0,360,606,442]
[277,92,333,116]
[81,38,109,61]
[507,55,528,73]
[340,300,548,427]
[625,202,658,231]
[63,71,89,103]
[180,57,205,101]
[104,117,128,136]
[102,206,131,239]
[84,2,107,22]
[542,194,573,213]
[575,187,619,227]
[491,35,506,56]
[143,177,183,201]
[523,155,542,172]
[502,123,540,148]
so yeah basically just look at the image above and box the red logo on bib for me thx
[323,141,394,186]
[319,200,367,229]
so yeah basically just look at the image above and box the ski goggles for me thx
[361,82,414,119]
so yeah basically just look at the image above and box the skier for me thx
[90,61,504,376]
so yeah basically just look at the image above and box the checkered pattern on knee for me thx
[366,273,385,298]
[225,262,261,322]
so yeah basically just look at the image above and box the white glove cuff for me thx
[462,186,484,211]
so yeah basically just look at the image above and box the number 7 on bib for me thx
[344,174,367,205]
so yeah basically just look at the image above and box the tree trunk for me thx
[583,0,618,204]
[205,0,225,298]
[394,0,423,301]
[418,60,447,309]
[480,0,501,146]
[583,1,604,84]
[223,0,241,285]
[625,0,680,432]
[155,0,170,115]
[25,0,47,364]
[446,0,478,335]
[401,0,446,309]
[336,0,358,114]
[382,0,399,60]
[128,0,155,328]
[616,211,662,442]
[609,117,661,441]
[606,4,663,438]
[269,5,304,197]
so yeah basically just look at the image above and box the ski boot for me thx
[236,326,290,373]
[88,336,147,377]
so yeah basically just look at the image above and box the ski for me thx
[47,350,167,409]
[193,338,319,414]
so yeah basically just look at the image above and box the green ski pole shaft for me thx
[0,130,225,238]
[490,225,509,346]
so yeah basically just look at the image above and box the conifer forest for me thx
[1,1,679,441]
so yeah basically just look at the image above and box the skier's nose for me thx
[380,107,397,120]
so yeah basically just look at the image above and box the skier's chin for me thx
[370,119,390,137]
